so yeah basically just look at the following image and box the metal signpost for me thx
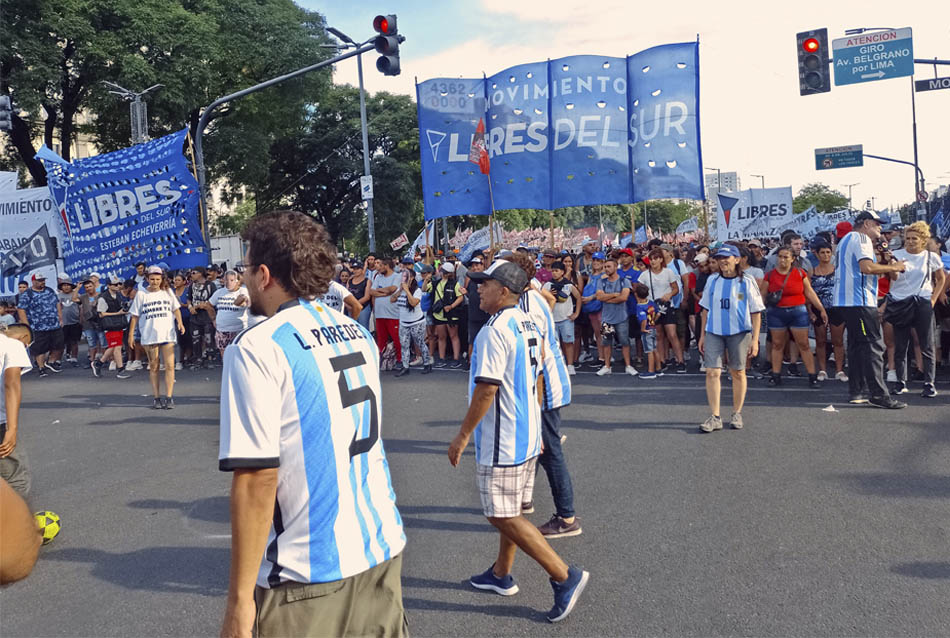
[833,28,914,86]
[815,144,863,170]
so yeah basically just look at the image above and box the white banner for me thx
[389,232,409,250]
[0,187,62,296]
[0,172,17,192]
[676,217,699,234]
[716,187,794,241]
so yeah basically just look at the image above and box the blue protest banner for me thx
[417,43,704,221]
[36,129,207,281]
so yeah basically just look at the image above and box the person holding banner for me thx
[129,267,186,409]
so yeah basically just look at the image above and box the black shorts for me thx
[468,319,487,346]
[31,328,64,356]
[658,306,679,326]
[63,323,82,346]
[828,307,846,327]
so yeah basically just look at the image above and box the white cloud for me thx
[333,0,950,209]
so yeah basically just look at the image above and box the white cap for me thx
[89,272,102,279]
[441,262,456,273]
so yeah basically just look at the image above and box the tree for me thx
[0,0,333,191]
[794,183,849,214]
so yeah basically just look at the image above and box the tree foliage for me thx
[793,183,849,214]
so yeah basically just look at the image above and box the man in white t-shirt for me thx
[369,258,404,369]
[318,279,362,320]
[0,324,33,497]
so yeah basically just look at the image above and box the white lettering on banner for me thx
[74,180,183,230]
[0,187,62,295]
[717,187,795,241]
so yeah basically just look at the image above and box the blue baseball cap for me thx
[593,251,606,260]
[713,244,740,259]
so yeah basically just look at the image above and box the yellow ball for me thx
[33,511,61,545]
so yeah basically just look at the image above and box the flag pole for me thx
[488,177,496,252]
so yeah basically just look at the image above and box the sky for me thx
[303,0,950,211]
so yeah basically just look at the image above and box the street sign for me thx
[917,191,928,203]
[915,76,950,92]
[360,175,374,200]
[815,144,863,170]
[832,28,913,86]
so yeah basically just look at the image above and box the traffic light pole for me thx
[193,42,374,242]
[356,51,377,253]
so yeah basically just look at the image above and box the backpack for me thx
[99,291,127,331]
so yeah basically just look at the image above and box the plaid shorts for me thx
[476,457,538,518]
[215,330,240,351]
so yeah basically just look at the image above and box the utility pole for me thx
[843,182,860,211]
[751,174,765,188]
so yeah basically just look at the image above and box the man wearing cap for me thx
[428,262,464,368]
[449,260,589,623]
[577,240,598,278]
[57,278,82,366]
[16,274,64,376]
[462,257,490,364]
[93,276,131,379]
[747,240,767,269]
[833,210,907,408]
[536,250,557,284]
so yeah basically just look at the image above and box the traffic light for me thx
[0,95,12,131]
[373,14,401,76]
[796,29,831,95]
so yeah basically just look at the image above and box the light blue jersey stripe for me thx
[271,322,343,582]
[736,278,749,332]
[509,316,530,461]
[305,301,389,564]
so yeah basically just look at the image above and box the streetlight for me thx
[842,182,860,211]
[326,26,377,252]
[751,174,765,189]
[102,81,163,144]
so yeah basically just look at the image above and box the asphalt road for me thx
[3,353,950,637]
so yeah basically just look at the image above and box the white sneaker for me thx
[409,357,422,366]
[699,364,706,372]
[174,362,183,371]
[625,365,638,376]
[159,364,165,371]
[127,360,143,371]
[596,365,612,376]
[886,369,898,383]
[567,365,576,376]
[109,361,116,370]
[836,371,849,382]
[577,352,592,363]
[817,370,828,381]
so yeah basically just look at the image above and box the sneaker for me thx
[849,393,869,404]
[127,360,143,371]
[787,363,801,377]
[116,368,131,379]
[421,364,433,374]
[700,414,723,433]
[868,396,907,410]
[817,370,828,381]
[152,397,163,410]
[560,434,567,444]
[730,412,743,430]
[537,515,583,539]
[639,371,658,379]
[567,365,576,376]
[596,365,612,376]
[44,362,62,374]
[808,374,820,388]
[767,373,782,387]
[393,362,404,372]
[91,361,102,378]
[174,362,183,371]
[547,565,589,623]
[449,359,462,369]
[159,364,165,371]
[470,565,519,596]
[836,371,849,382]
[921,383,938,398]
[434,359,447,368]
[675,361,687,374]
[394,366,410,378]
[164,397,175,410]
[521,501,534,514]
[577,352,592,363]
[699,364,706,372]
[109,361,116,371]
[38,367,49,378]
[886,369,898,383]
[625,365,638,377]
[409,356,422,367]
[893,381,907,395]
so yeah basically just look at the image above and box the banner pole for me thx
[487,175,497,251]
[185,131,209,243]
[549,210,554,249]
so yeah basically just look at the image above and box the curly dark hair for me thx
[505,251,536,280]
[242,210,336,298]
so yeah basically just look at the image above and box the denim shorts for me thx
[555,319,575,343]
[601,319,629,347]
[641,330,657,353]
[767,304,810,330]
[83,328,107,348]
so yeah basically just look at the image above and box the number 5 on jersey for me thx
[330,352,379,459]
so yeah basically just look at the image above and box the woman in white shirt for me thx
[209,270,249,357]
[128,266,185,409]
[393,276,432,377]
[885,221,945,397]
[644,247,686,372]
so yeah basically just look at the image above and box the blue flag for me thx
[417,42,704,221]
[36,129,207,280]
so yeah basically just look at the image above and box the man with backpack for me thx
[92,276,131,379]
[187,267,217,368]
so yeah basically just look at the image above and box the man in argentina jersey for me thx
[697,244,764,433]
[831,211,907,409]
[219,212,407,638]
[507,252,582,540]
[448,260,589,624]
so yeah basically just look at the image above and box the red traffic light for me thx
[373,14,396,35]
[803,38,820,53]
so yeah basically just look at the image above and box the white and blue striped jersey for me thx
[833,231,877,308]
[700,273,765,336]
[519,287,571,410]
[219,298,405,588]
[470,305,543,467]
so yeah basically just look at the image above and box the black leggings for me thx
[190,320,214,360]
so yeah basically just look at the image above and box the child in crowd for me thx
[634,283,661,379]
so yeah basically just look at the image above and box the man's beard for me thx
[250,298,268,317]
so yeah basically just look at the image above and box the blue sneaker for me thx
[470,564,519,596]
[547,565,589,622]
[639,371,658,379]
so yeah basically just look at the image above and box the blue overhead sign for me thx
[833,28,913,86]
[815,144,863,170]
